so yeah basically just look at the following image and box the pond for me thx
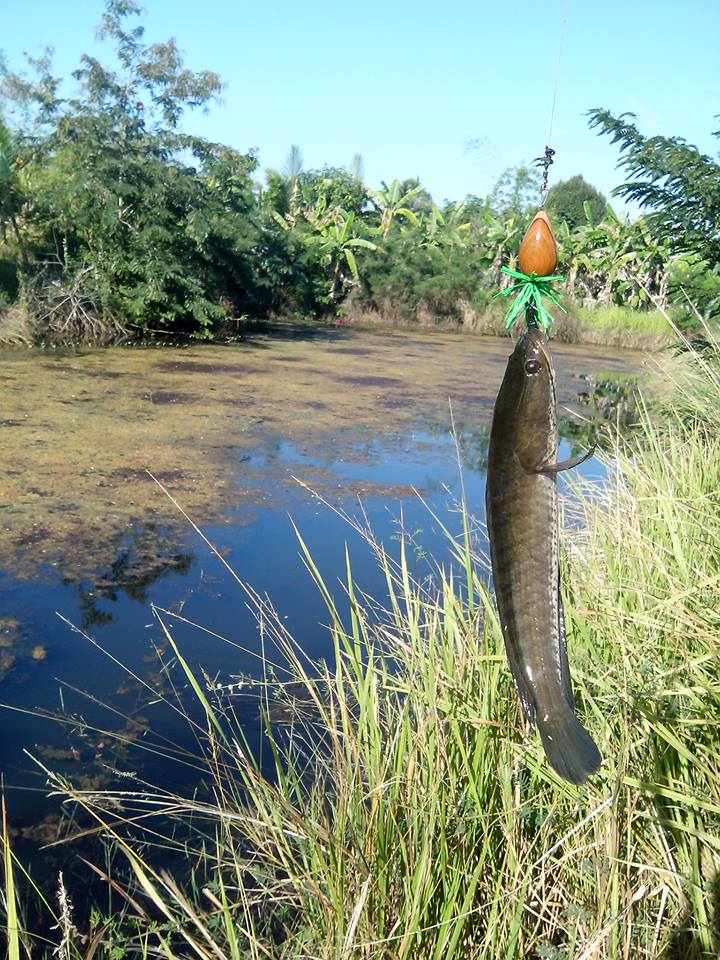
[0,323,644,855]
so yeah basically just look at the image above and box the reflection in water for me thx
[562,373,640,452]
[71,522,195,629]
[0,326,645,863]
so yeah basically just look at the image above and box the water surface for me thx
[0,324,644,843]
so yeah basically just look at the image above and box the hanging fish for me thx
[486,208,601,784]
[486,323,600,783]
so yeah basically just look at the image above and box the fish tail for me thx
[536,704,601,785]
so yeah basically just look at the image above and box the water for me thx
[0,324,644,849]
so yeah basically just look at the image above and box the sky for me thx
[3,0,720,211]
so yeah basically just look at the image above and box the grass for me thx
[0,301,33,346]
[345,299,679,349]
[562,304,675,349]
[2,794,21,960]
[3,323,720,957]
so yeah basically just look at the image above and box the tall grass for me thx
[560,304,674,349]
[344,300,676,349]
[4,334,720,958]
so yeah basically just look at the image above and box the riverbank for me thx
[4,327,718,957]
[342,300,677,350]
[0,298,680,350]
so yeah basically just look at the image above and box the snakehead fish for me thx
[486,324,601,784]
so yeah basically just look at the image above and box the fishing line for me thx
[494,0,572,332]
[537,0,570,203]
[546,0,570,150]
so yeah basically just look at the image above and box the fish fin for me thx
[536,703,602,785]
[556,571,575,711]
[513,450,546,474]
[538,446,596,475]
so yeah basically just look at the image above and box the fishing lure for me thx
[495,210,566,332]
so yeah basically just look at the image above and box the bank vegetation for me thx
[1,3,718,348]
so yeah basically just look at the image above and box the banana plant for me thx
[422,202,471,250]
[478,211,519,284]
[304,201,379,302]
[563,206,672,307]
[283,144,303,223]
[367,179,422,238]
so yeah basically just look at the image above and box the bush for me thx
[357,227,492,324]
[0,258,19,301]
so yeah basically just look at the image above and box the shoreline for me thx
[0,302,677,352]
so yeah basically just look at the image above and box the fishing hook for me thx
[533,146,555,199]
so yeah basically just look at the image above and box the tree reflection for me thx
[70,522,194,629]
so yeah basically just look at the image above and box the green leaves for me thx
[588,108,720,267]
[368,179,427,238]
[545,175,608,231]
[564,208,672,310]
[303,204,380,300]
[0,5,261,339]
[343,246,358,281]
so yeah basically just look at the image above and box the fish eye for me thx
[524,359,542,375]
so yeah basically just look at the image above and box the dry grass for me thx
[0,303,33,346]
[343,299,677,350]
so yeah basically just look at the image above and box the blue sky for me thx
[4,0,719,210]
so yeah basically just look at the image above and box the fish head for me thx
[499,327,557,465]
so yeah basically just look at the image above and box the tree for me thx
[297,166,368,218]
[588,108,720,266]
[303,201,378,302]
[489,165,542,221]
[0,118,30,273]
[357,224,490,322]
[562,210,672,308]
[350,153,364,184]
[283,144,303,218]
[422,202,471,251]
[283,144,304,185]
[476,211,520,283]
[0,0,266,340]
[397,177,434,216]
[546,174,607,231]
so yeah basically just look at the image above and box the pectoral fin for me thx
[538,445,596,475]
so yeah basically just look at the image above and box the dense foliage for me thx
[589,108,720,266]
[0,4,717,343]
[546,174,608,231]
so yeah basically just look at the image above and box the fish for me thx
[485,322,601,785]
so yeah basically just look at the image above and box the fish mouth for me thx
[524,325,552,368]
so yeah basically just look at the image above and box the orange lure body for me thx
[518,210,558,277]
